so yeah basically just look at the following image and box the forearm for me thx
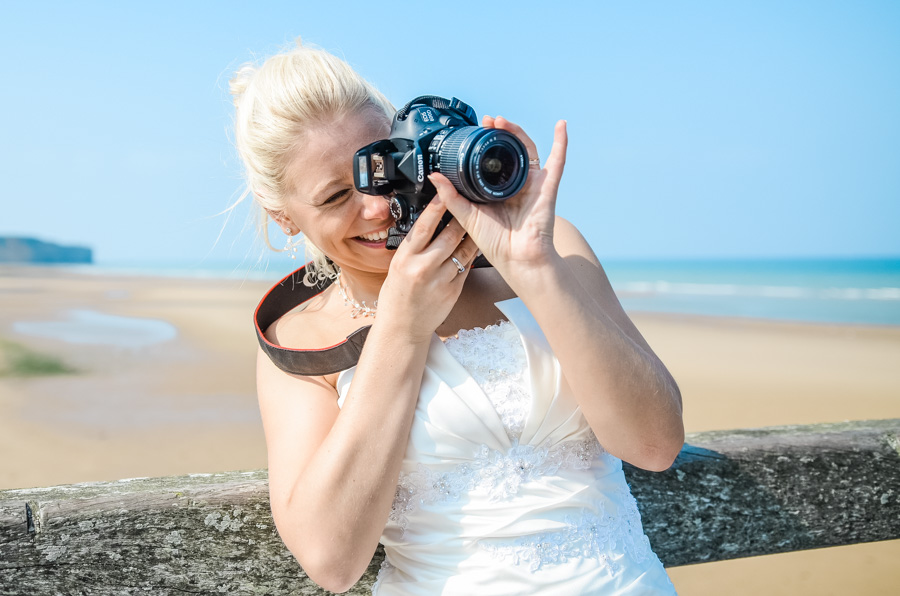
[430,115,682,468]
[504,254,684,470]
[278,323,429,586]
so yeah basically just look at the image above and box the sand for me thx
[1,265,898,594]
[631,312,900,595]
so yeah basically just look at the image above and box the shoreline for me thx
[6,260,899,327]
[628,307,900,330]
[1,265,899,486]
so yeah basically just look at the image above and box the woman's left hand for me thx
[429,116,567,276]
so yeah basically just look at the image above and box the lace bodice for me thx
[335,298,675,595]
[443,321,530,441]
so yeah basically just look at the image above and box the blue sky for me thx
[2,1,898,268]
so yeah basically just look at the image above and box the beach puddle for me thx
[13,309,177,349]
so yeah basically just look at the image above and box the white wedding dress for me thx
[336,298,676,595]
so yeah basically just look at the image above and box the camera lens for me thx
[436,127,528,203]
[479,144,517,188]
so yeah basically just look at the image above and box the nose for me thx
[359,191,391,220]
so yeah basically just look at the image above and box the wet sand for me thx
[0,266,268,488]
[1,265,897,594]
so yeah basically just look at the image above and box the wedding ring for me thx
[529,157,541,168]
[451,256,465,274]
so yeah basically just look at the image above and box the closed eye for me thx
[322,189,351,205]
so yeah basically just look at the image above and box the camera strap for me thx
[254,257,492,376]
[395,95,477,124]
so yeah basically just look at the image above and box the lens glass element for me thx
[479,144,517,189]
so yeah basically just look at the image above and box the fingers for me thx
[447,255,467,281]
[452,234,479,266]
[445,235,479,283]
[433,217,477,281]
[403,190,472,262]
[428,173,476,232]
[403,194,448,251]
[486,116,540,165]
[431,216,467,252]
[543,120,568,193]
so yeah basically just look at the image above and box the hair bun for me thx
[229,64,256,107]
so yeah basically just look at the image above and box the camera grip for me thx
[384,212,454,251]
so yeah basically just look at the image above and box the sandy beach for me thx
[1,265,897,594]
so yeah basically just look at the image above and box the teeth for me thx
[358,229,389,242]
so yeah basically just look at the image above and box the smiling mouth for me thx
[355,228,390,242]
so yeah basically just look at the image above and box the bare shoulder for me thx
[553,216,602,266]
[552,216,614,293]
[262,287,365,388]
[265,289,348,350]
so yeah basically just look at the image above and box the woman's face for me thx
[281,109,394,275]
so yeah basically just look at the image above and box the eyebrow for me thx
[306,179,346,206]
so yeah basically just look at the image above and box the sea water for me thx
[604,258,900,326]
[67,257,900,327]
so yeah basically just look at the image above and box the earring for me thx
[284,228,298,259]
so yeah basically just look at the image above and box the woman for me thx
[234,40,683,594]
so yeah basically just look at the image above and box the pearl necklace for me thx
[336,272,377,318]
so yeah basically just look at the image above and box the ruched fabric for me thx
[336,298,676,595]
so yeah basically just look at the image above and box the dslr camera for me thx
[353,95,528,249]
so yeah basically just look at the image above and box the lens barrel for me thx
[436,127,528,203]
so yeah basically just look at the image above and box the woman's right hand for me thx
[375,194,480,343]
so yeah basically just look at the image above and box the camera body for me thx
[353,96,528,249]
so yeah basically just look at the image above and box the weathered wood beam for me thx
[625,418,900,566]
[1,419,898,595]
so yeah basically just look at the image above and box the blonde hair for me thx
[230,38,394,285]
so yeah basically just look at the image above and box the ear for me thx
[266,209,296,235]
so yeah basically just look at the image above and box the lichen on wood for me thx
[1,420,898,595]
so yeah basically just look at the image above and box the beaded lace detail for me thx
[371,305,672,589]
[372,558,395,593]
[389,322,609,535]
[389,436,607,534]
[443,321,530,440]
[480,485,653,573]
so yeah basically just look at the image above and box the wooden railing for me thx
[1,419,898,595]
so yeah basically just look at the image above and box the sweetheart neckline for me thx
[439,319,513,343]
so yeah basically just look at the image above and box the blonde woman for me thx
[236,40,683,595]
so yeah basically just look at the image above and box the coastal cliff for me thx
[0,237,92,264]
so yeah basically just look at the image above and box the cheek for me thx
[297,212,349,251]
[286,204,327,239]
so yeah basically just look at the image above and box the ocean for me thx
[604,258,900,327]
[74,257,900,327]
